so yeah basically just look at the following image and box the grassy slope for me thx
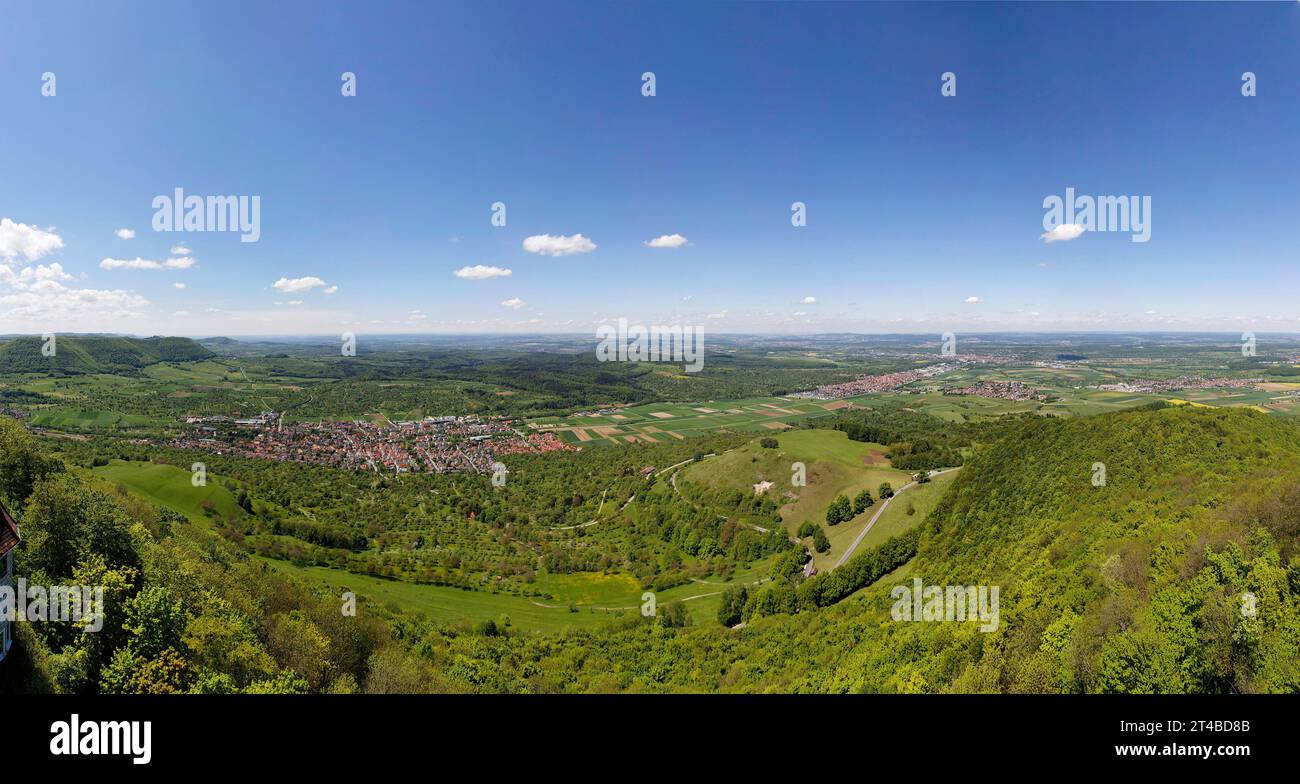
[683,428,914,569]
[855,467,960,550]
[92,459,247,526]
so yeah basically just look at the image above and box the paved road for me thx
[832,467,961,568]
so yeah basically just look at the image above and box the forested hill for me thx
[884,403,1300,693]
[0,335,212,373]
[390,405,1300,693]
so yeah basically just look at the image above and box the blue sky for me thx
[1,0,1297,336]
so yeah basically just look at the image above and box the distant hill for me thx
[0,335,213,374]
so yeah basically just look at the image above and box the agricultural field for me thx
[530,396,854,446]
[28,408,157,429]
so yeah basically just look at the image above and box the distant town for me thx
[1093,376,1262,395]
[169,414,572,474]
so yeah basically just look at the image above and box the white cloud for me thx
[964,296,983,304]
[800,296,817,305]
[0,219,64,262]
[287,300,303,306]
[170,245,191,255]
[0,260,147,322]
[453,265,512,279]
[0,262,73,289]
[173,310,189,316]
[101,257,162,270]
[272,276,328,293]
[707,309,728,319]
[501,297,525,310]
[115,228,136,239]
[409,309,428,321]
[323,285,338,295]
[1040,224,1085,243]
[644,233,688,249]
[522,234,596,256]
[793,311,807,317]
[102,255,195,271]
[173,282,186,289]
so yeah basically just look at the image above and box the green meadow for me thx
[91,459,248,526]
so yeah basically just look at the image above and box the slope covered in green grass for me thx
[92,459,248,526]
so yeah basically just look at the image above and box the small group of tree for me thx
[825,494,853,526]
[796,521,830,553]
[852,489,874,515]
[657,601,691,628]
[913,470,930,485]
[759,437,779,449]
[717,585,749,626]
[878,482,894,499]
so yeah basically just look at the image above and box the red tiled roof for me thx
[0,501,19,558]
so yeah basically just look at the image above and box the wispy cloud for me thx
[101,257,162,270]
[501,297,525,310]
[115,228,135,239]
[102,255,196,270]
[453,264,512,279]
